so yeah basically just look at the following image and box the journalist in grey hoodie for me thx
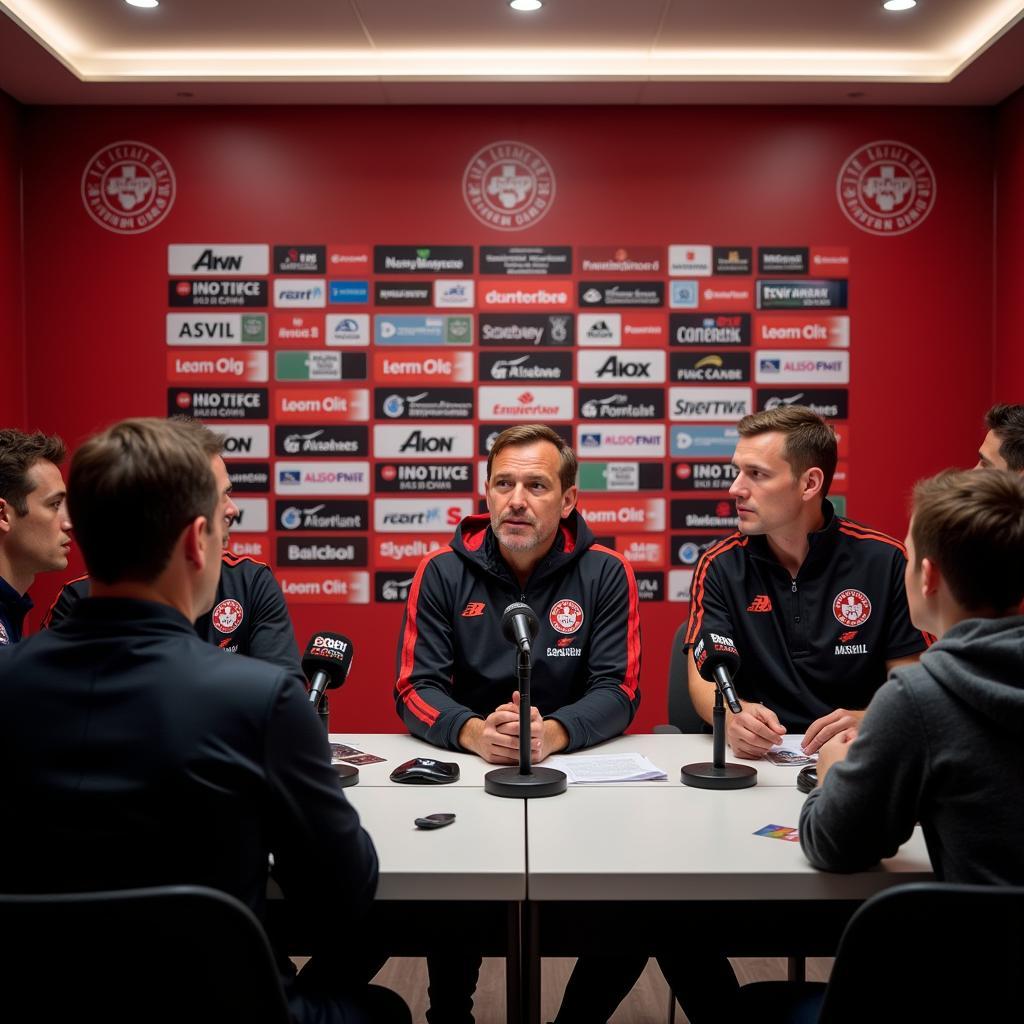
[799,615,1024,884]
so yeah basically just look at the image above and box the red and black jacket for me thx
[394,510,641,752]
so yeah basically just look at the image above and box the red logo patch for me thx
[211,599,244,633]
[833,589,871,628]
[838,630,858,643]
[461,602,486,617]
[747,595,772,613]
[549,599,584,635]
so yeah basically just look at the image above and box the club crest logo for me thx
[0,621,8,645]
[836,140,935,237]
[81,140,176,234]
[212,598,244,634]
[463,140,555,231]
[833,589,871,628]
[549,598,584,635]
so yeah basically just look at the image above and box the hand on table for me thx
[802,708,863,755]
[726,701,786,759]
[815,727,858,784]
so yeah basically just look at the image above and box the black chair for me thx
[732,881,1024,1023]
[654,622,709,735]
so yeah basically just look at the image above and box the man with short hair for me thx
[975,402,1024,471]
[800,469,1024,884]
[394,424,642,1023]
[0,418,406,1024]
[0,428,71,645]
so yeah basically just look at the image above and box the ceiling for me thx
[2,0,1024,106]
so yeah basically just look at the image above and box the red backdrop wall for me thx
[0,91,24,425]
[996,86,1024,400]
[12,103,1003,731]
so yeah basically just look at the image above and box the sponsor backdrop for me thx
[7,103,1014,731]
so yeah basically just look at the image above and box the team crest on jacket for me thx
[833,589,871,627]
[549,599,584,634]
[212,598,244,633]
[0,622,7,645]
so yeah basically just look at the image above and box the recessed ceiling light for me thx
[509,0,543,11]
[882,1,916,11]
[125,0,159,8]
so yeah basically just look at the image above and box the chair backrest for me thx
[0,884,291,1024]
[819,881,1024,1024]
[667,621,709,733]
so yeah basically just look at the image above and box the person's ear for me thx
[560,484,578,519]
[182,516,209,571]
[920,557,941,597]
[801,467,824,502]
[0,498,11,536]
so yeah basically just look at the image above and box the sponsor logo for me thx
[577,462,664,492]
[635,571,663,602]
[835,641,869,655]
[374,350,475,383]
[621,312,666,344]
[578,388,664,420]
[577,313,622,347]
[166,350,268,384]
[756,279,848,310]
[837,140,936,236]
[274,425,368,457]
[82,142,175,235]
[166,313,267,346]
[276,536,368,567]
[462,140,555,230]
[671,313,750,346]
[747,595,773,612]
[480,245,572,275]
[755,351,850,384]
[328,245,372,269]
[275,351,368,381]
[275,387,370,422]
[325,313,370,346]
[478,313,574,347]
[671,461,739,491]
[668,245,712,277]
[462,602,486,617]
[577,350,667,383]
[478,386,574,420]
[755,314,850,348]
[374,281,432,306]
[669,387,752,422]
[227,461,270,493]
[272,313,323,345]
[277,500,368,532]
[231,498,268,533]
[578,247,663,274]
[575,426,665,457]
[168,387,267,421]
[670,499,739,530]
[757,389,848,419]
[274,461,370,495]
[833,588,872,627]
[547,643,583,656]
[480,423,571,455]
[374,246,474,274]
[374,425,474,458]
[618,535,666,566]
[376,573,417,602]
[376,461,473,493]
[168,279,267,308]
[758,247,809,275]
[273,278,326,308]
[671,351,751,383]
[669,281,699,308]
[434,280,475,308]
[479,351,572,382]
[578,497,665,532]
[274,245,326,274]
[671,425,739,458]
[227,535,267,560]
[375,314,472,345]
[376,535,445,567]
[699,280,752,311]
[579,281,664,308]
[208,424,269,459]
[670,534,722,566]
[810,247,850,275]
[549,599,584,634]
[374,498,474,532]
[668,569,695,603]
[375,388,474,420]
[277,569,370,604]
[713,247,753,275]
[481,282,572,309]
[211,599,244,633]
[168,245,269,276]
[329,280,370,304]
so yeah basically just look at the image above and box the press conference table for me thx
[332,734,933,1023]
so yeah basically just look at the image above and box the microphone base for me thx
[681,761,757,790]
[333,764,359,788]
[485,766,567,799]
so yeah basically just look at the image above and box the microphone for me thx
[693,630,743,714]
[302,632,354,708]
[501,602,539,653]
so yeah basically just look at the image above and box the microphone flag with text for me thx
[693,630,743,714]
[303,632,354,708]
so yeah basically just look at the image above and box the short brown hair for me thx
[486,425,577,492]
[737,405,838,495]
[910,469,1024,613]
[0,429,66,515]
[69,418,217,584]
[167,415,226,459]
[984,404,1024,471]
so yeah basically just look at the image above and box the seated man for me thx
[800,468,1024,883]
[0,418,406,1024]
[44,416,303,685]
[975,402,1024,472]
[394,424,642,1023]
[687,405,928,758]
[0,428,72,644]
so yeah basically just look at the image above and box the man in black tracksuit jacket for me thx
[394,425,642,1024]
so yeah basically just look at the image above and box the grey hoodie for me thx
[800,615,1024,883]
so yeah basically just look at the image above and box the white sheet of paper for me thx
[544,752,668,784]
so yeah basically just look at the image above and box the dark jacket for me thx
[0,574,32,646]
[394,510,641,752]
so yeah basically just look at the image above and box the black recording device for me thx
[390,757,460,785]
[797,766,818,794]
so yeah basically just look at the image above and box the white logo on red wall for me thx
[81,141,176,234]
[833,589,871,627]
[836,141,936,237]
[549,599,584,635]
[463,140,555,231]
[212,599,244,633]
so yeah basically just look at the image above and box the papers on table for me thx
[545,752,668,784]
[765,733,817,766]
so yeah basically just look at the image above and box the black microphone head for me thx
[501,602,539,645]
[301,632,354,690]
[693,630,741,682]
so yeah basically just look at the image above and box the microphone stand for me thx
[485,644,567,798]
[315,692,358,789]
[681,686,757,790]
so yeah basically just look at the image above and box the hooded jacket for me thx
[800,616,1024,884]
[394,510,641,752]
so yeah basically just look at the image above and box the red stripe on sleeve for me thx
[591,544,641,699]
[685,534,746,645]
